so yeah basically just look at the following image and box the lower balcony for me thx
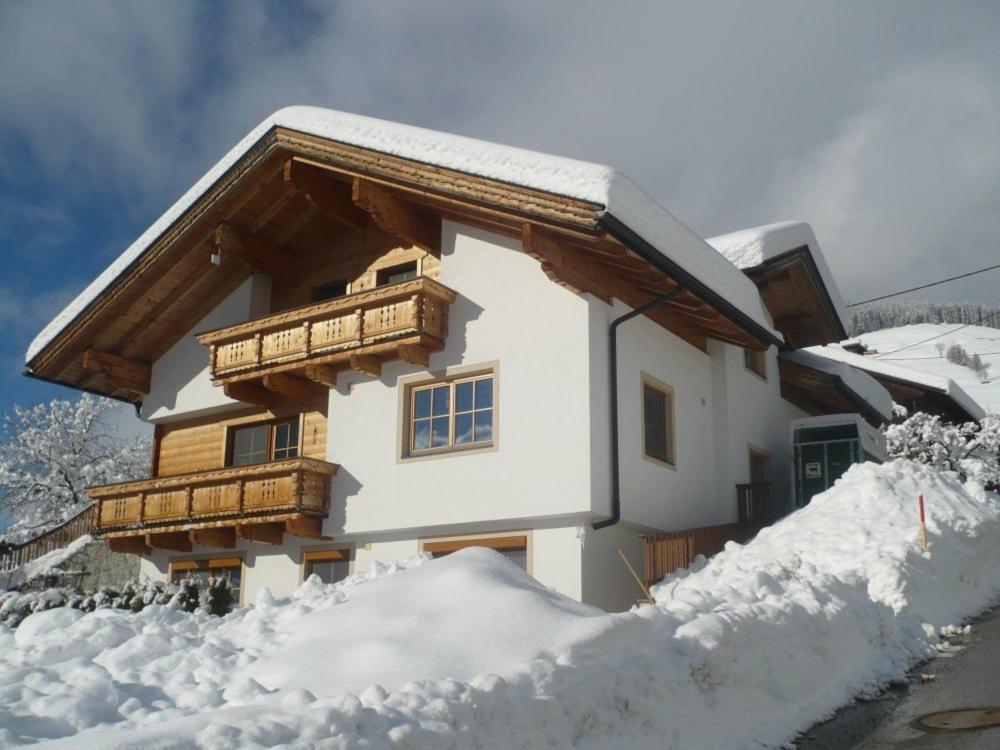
[88,458,339,554]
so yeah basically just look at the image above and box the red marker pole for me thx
[918,494,928,551]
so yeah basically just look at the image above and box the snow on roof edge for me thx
[27,106,777,364]
[804,345,986,421]
[780,349,894,422]
[707,221,849,336]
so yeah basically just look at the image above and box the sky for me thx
[1,0,998,416]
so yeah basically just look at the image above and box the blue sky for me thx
[1,0,998,414]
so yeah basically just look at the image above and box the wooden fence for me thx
[0,506,96,572]
[643,521,762,587]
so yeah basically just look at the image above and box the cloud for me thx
[1,0,998,309]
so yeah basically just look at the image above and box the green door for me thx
[796,443,828,507]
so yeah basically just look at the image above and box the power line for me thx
[847,262,1000,307]
[882,350,1000,361]
[870,310,1000,358]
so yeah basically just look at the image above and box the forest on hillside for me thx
[848,301,1000,337]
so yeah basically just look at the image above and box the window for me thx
[423,535,528,572]
[170,557,242,602]
[311,279,348,302]
[228,419,299,467]
[409,374,494,454]
[376,261,418,287]
[303,549,352,584]
[744,347,767,379]
[642,379,675,466]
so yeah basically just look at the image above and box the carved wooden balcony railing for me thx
[196,277,456,393]
[87,457,338,553]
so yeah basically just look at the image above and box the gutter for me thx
[594,287,685,531]
[598,214,784,351]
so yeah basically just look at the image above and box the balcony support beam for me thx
[237,522,284,545]
[398,344,430,368]
[350,354,381,378]
[146,531,192,552]
[262,373,326,401]
[190,527,237,549]
[285,516,326,539]
[353,178,440,257]
[224,380,280,407]
[303,364,339,387]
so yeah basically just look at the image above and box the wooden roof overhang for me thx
[778,357,885,427]
[26,126,781,404]
[857,371,978,424]
[742,247,847,349]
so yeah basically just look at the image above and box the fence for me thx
[0,506,96,571]
[642,521,762,587]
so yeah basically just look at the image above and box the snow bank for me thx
[1,535,93,588]
[807,343,987,420]
[4,461,1000,749]
[26,106,778,365]
[708,220,849,334]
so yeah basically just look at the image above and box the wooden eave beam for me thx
[82,348,151,394]
[352,178,441,257]
[285,516,326,539]
[262,373,327,401]
[237,522,284,545]
[349,354,382,378]
[214,222,295,281]
[190,527,237,549]
[284,158,368,229]
[147,531,192,552]
[302,364,339,387]
[522,224,613,303]
[224,380,281,408]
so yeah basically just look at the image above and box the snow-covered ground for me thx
[2,460,999,749]
[853,324,1000,414]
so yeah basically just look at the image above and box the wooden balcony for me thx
[88,457,338,554]
[196,277,456,398]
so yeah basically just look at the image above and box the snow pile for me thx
[5,461,1000,749]
[707,220,849,334]
[27,106,778,365]
[0,535,93,589]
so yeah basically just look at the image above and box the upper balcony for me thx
[88,457,339,554]
[196,276,456,402]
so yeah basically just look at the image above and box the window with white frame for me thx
[408,373,494,454]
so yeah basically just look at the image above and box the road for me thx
[797,603,1000,749]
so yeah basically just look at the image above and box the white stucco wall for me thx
[327,221,596,537]
[141,274,272,422]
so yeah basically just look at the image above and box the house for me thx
[803,343,985,424]
[26,107,892,611]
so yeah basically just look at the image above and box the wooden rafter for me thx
[214,222,295,281]
[302,364,339,387]
[82,349,151,394]
[284,158,368,229]
[285,516,325,539]
[352,178,441,256]
[147,531,192,552]
[108,536,151,555]
[522,224,613,303]
[224,380,280,407]
[349,354,381,378]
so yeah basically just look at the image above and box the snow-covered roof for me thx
[707,220,849,335]
[780,349,894,423]
[804,344,986,420]
[26,106,779,364]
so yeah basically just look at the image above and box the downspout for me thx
[593,287,686,530]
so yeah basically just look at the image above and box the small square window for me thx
[744,347,767,379]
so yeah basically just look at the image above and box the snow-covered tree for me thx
[885,412,1000,489]
[0,396,151,544]
[849,301,1000,336]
